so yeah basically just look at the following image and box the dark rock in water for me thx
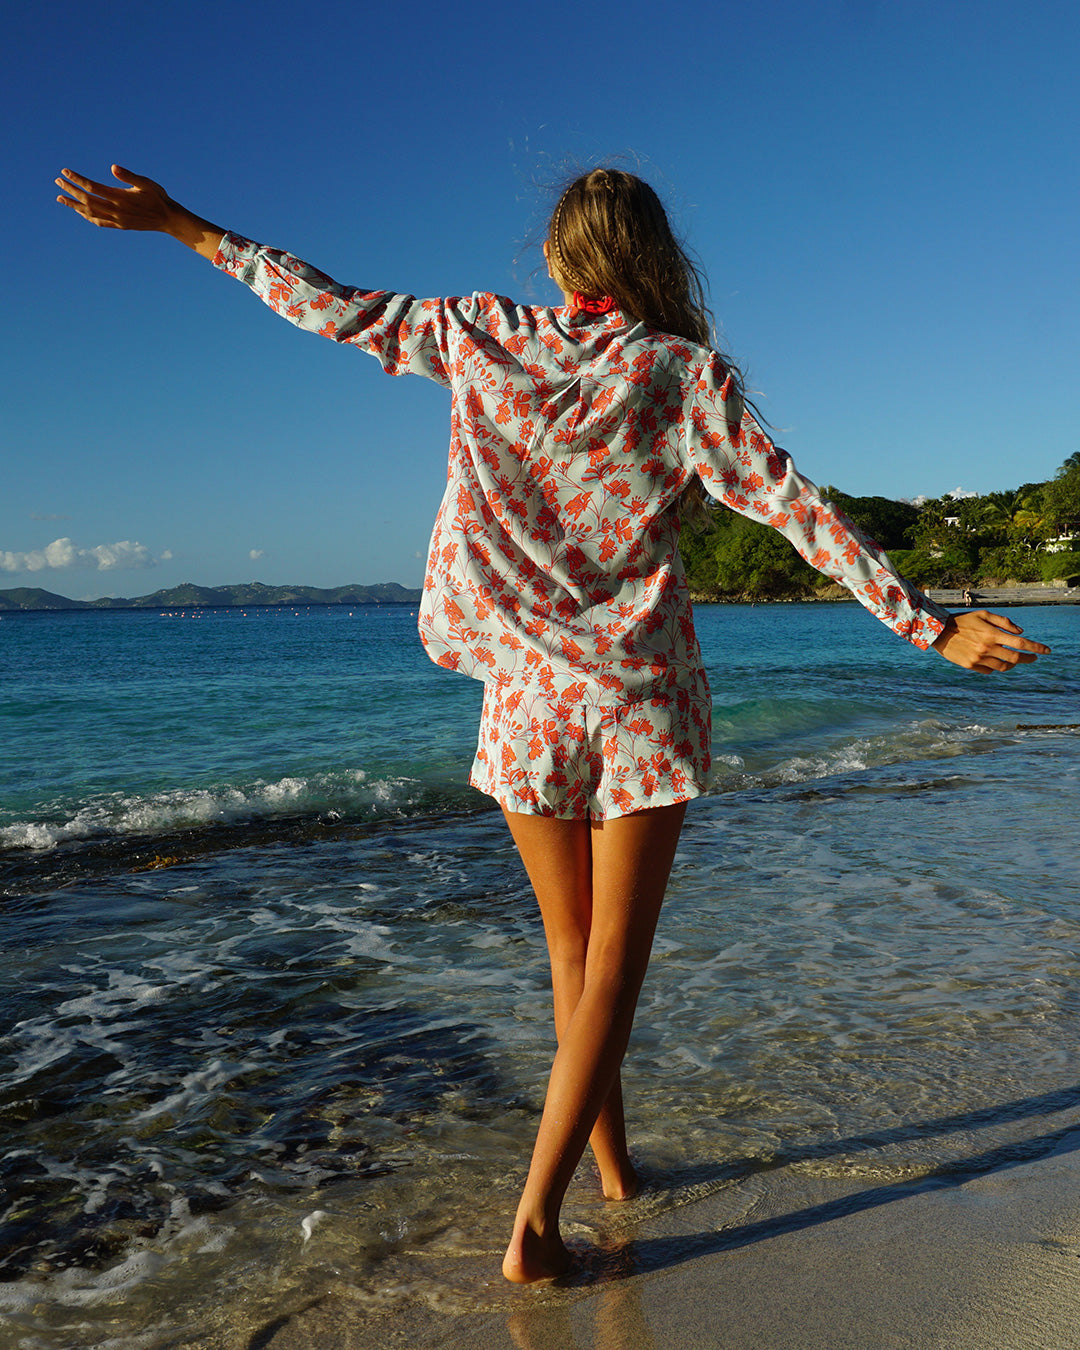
[0,989,502,1279]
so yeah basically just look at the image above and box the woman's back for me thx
[418,291,712,701]
[215,232,719,700]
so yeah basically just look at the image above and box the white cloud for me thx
[0,537,164,574]
[249,549,265,561]
[909,489,979,506]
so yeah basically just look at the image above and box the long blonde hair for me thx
[548,169,747,521]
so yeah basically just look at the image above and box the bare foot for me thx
[600,1162,639,1201]
[502,1221,572,1284]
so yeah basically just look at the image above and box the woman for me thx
[56,164,1049,1282]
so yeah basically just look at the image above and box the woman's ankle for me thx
[503,1214,571,1283]
[600,1158,639,1200]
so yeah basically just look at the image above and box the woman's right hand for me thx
[56,166,225,259]
[931,610,1051,673]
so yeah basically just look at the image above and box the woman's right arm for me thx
[685,353,1051,673]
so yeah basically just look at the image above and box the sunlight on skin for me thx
[56,166,224,259]
[930,609,1051,673]
[499,805,686,1284]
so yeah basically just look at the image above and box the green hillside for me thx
[0,587,91,611]
[679,453,1080,600]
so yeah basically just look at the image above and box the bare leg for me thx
[501,802,687,1283]
[502,808,638,1200]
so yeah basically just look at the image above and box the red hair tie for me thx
[571,291,614,315]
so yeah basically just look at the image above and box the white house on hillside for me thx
[1045,530,1078,554]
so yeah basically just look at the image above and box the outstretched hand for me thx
[931,609,1051,673]
[56,166,177,231]
[56,166,225,259]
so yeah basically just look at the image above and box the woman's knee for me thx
[581,942,649,1008]
[547,939,588,989]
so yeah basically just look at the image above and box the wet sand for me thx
[234,1126,1080,1350]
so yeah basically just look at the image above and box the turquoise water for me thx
[0,602,1076,1346]
[3,602,1070,852]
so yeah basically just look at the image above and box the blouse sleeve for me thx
[686,353,951,650]
[212,232,463,385]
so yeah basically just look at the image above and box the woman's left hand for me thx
[931,610,1051,673]
[56,165,179,232]
[56,165,225,259]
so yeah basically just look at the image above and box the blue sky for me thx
[4,0,1079,597]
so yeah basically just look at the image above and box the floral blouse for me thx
[214,234,950,705]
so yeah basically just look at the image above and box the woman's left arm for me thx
[56,166,224,258]
[57,165,458,384]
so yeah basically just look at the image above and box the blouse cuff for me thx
[212,231,259,282]
[902,605,949,650]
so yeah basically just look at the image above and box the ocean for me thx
[0,600,1076,1347]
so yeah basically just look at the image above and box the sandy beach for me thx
[215,1112,1080,1350]
[6,604,1076,1349]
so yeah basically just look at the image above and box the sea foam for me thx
[0,768,447,851]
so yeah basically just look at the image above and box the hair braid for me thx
[549,190,583,294]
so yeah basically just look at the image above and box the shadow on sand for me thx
[566,1079,1080,1283]
[501,1083,1080,1349]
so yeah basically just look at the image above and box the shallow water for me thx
[0,602,1076,1346]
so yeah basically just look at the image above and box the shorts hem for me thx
[468,772,710,821]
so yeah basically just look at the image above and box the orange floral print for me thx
[213,234,951,816]
[470,681,713,819]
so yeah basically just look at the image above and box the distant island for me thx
[0,581,423,613]
[3,454,1078,612]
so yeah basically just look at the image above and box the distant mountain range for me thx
[0,582,423,612]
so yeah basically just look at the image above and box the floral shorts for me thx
[469,681,713,820]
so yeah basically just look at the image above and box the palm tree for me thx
[980,491,1047,549]
[1043,457,1080,539]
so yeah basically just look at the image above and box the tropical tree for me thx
[979,490,1048,547]
[818,488,919,549]
[680,510,820,598]
[912,495,984,551]
[1043,457,1080,534]
[976,543,1042,584]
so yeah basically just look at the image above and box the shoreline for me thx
[925,585,1080,607]
[689,585,1080,606]
[4,588,1077,616]
[226,1121,1080,1350]
[0,599,421,616]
